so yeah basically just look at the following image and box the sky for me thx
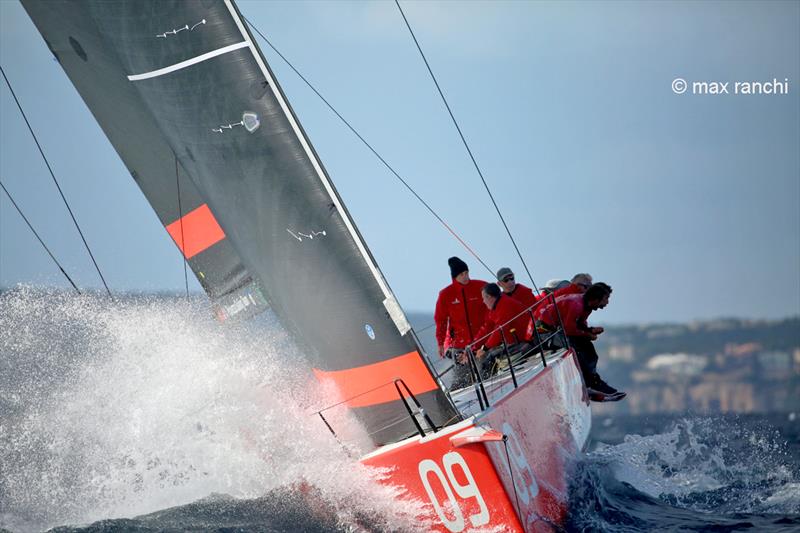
[1,0,798,325]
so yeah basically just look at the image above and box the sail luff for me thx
[221,0,397,304]
[223,0,450,420]
[225,2,427,346]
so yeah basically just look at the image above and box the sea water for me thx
[0,288,422,532]
[1,288,798,532]
[569,415,799,531]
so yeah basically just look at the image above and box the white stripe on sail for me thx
[127,41,249,81]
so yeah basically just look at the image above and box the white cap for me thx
[543,279,570,291]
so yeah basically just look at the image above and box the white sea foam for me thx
[763,483,800,512]
[590,417,800,515]
[0,287,425,532]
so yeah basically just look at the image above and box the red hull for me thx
[361,349,591,532]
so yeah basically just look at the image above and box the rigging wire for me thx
[415,322,435,334]
[394,1,540,292]
[1,65,112,297]
[242,16,496,279]
[502,437,525,532]
[175,156,189,300]
[0,180,81,294]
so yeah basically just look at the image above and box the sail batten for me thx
[22,0,459,445]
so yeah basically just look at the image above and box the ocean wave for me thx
[568,416,800,531]
[3,288,799,532]
[0,288,421,533]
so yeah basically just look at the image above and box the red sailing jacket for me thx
[505,283,537,311]
[533,283,583,320]
[539,293,593,337]
[435,279,488,349]
[474,294,531,349]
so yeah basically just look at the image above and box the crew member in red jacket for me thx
[474,282,531,351]
[434,257,487,357]
[556,273,593,298]
[539,282,623,398]
[496,267,537,311]
[534,273,593,320]
[435,257,488,389]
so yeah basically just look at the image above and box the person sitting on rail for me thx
[558,273,593,297]
[496,267,537,311]
[544,273,593,298]
[472,283,532,377]
[571,272,593,288]
[435,257,488,387]
[539,282,623,397]
[534,279,570,320]
[541,278,571,296]
[534,273,593,319]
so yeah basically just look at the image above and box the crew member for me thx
[534,279,571,321]
[539,282,623,397]
[434,257,488,388]
[496,267,537,310]
[472,283,531,377]
[534,273,593,319]
[556,273,593,298]
[434,257,488,357]
[474,283,531,350]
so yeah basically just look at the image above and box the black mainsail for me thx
[22,0,458,445]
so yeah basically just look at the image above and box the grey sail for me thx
[22,0,459,445]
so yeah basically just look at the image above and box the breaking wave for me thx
[568,417,800,531]
[2,287,799,532]
[0,287,423,532]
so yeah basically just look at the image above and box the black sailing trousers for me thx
[567,335,601,386]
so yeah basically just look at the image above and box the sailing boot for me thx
[590,374,619,395]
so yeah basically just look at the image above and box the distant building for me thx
[757,350,792,379]
[646,353,708,376]
[608,343,634,362]
[725,342,761,358]
[719,342,761,373]
[467,315,800,415]
[689,382,755,412]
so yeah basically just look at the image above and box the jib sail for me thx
[22,0,459,445]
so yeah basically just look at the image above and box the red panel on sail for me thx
[313,351,438,408]
[166,204,225,259]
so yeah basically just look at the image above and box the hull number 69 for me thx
[418,451,489,532]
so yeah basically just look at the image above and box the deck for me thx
[447,347,570,418]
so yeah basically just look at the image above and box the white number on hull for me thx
[501,422,539,504]
[419,459,465,531]
[418,452,489,532]
[443,452,490,526]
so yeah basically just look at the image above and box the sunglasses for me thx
[502,276,514,282]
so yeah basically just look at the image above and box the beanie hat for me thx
[448,256,469,278]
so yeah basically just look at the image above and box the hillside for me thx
[409,313,800,414]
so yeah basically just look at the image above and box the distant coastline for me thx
[408,312,800,415]
[2,288,797,415]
